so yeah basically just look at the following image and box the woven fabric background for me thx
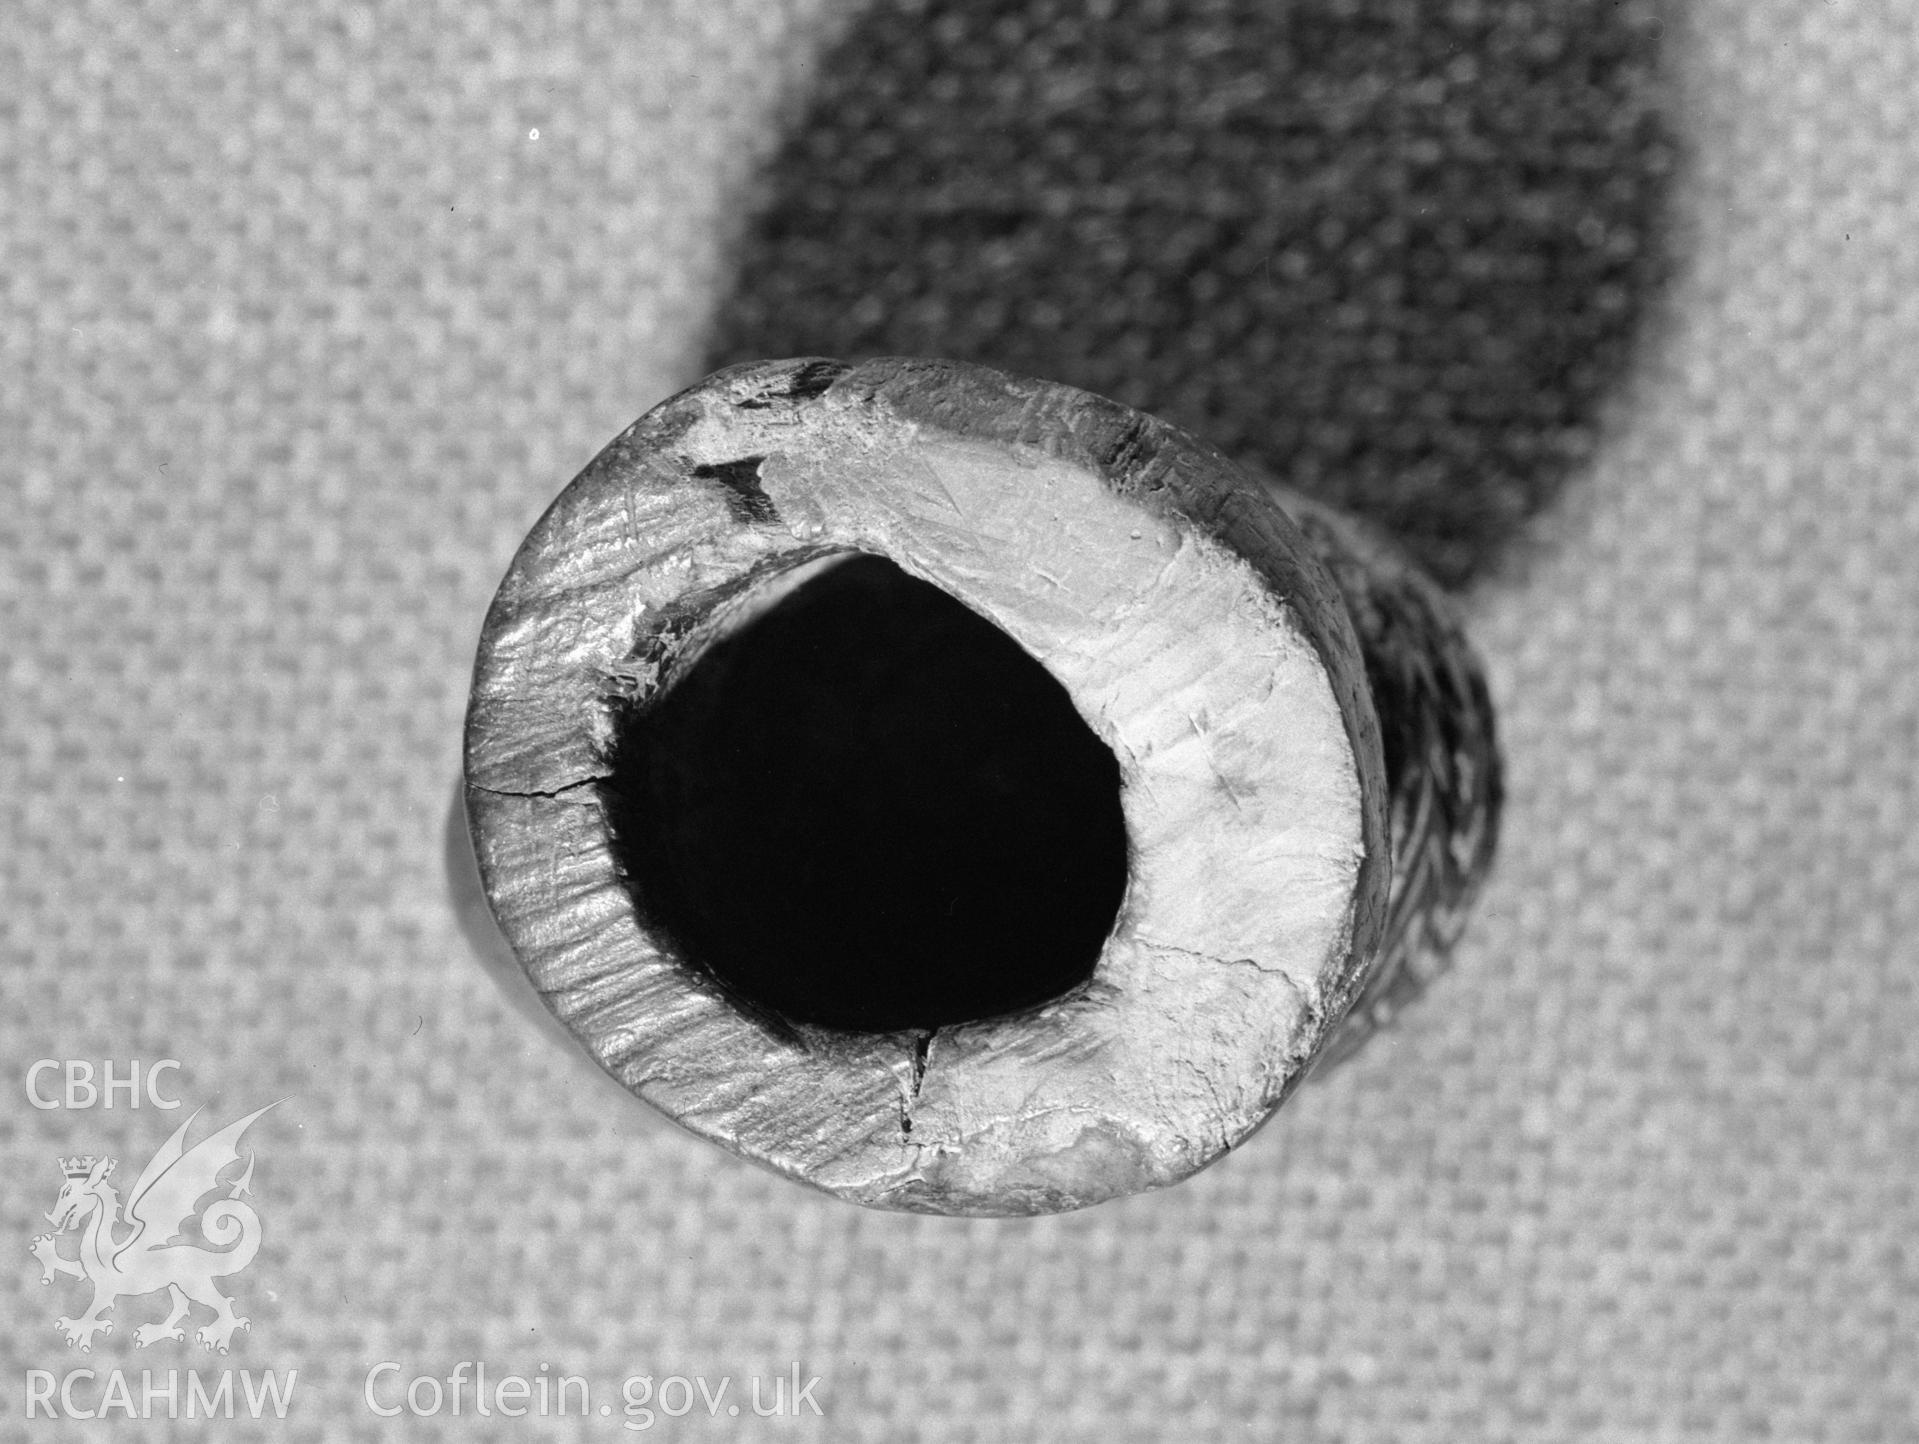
[3,1,1915,1440]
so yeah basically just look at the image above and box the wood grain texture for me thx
[464,356,1493,1214]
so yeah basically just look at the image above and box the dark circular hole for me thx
[601,552,1131,1032]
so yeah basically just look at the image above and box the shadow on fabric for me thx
[703,0,1674,588]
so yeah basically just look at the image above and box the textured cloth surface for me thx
[708,0,1673,587]
[3,2,1916,1442]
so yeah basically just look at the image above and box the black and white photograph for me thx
[4,1,1914,1438]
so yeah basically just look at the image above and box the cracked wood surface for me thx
[465,357,1392,1214]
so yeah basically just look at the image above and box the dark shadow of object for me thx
[705,0,1673,588]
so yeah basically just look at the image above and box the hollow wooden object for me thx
[464,357,1499,1215]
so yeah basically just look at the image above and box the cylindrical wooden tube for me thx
[464,356,1499,1215]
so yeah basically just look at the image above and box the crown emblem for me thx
[60,1156,103,1179]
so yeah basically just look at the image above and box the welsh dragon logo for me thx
[29,1103,277,1354]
